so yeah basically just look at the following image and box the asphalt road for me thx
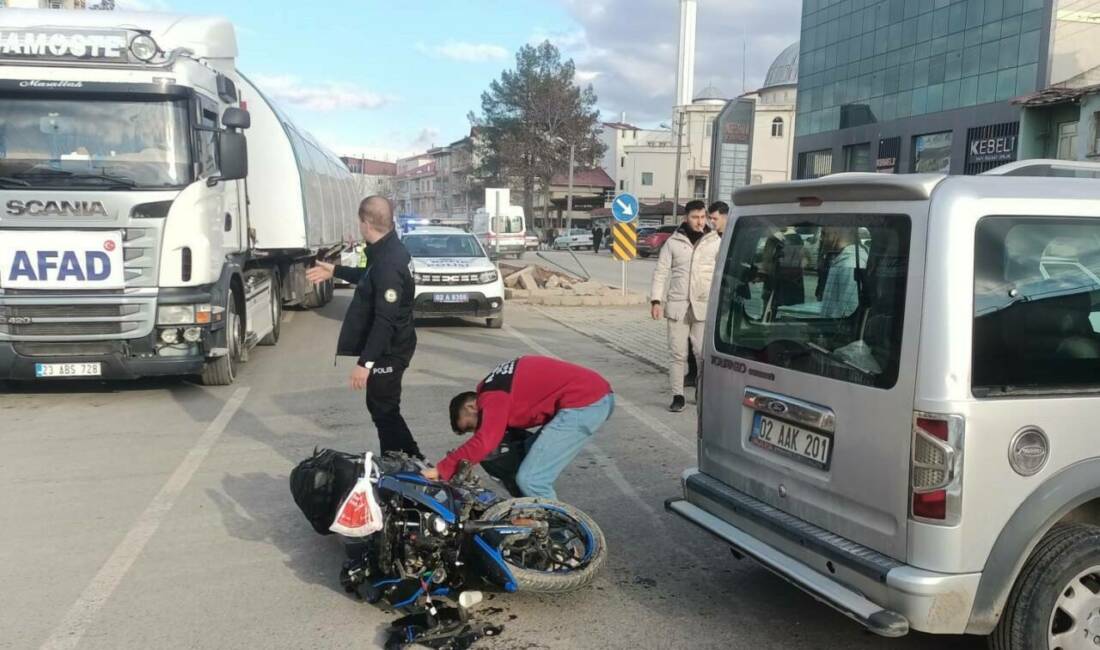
[0,294,983,650]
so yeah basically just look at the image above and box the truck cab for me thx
[0,11,357,385]
[668,161,1100,650]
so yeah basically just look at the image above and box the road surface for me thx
[1,294,982,649]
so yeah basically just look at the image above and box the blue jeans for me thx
[515,394,615,499]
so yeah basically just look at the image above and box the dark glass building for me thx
[793,0,1066,177]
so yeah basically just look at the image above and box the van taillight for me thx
[911,414,964,524]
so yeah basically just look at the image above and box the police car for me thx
[404,227,505,328]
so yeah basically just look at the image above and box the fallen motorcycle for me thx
[339,452,607,612]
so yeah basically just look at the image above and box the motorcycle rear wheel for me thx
[481,497,606,593]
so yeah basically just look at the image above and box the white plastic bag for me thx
[329,451,384,537]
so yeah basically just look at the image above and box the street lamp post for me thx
[671,109,685,225]
[565,143,575,233]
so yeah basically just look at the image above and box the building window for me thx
[641,172,654,186]
[843,143,872,172]
[1058,122,1079,161]
[693,177,706,199]
[798,149,833,179]
[771,117,785,137]
[619,180,625,190]
[705,122,713,138]
[913,132,953,174]
[47,0,64,7]
[620,156,625,168]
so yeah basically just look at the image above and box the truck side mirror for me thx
[213,131,248,183]
[222,107,251,130]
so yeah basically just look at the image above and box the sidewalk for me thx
[524,303,668,371]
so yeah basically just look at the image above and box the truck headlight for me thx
[157,304,212,325]
[478,271,499,284]
[157,305,194,325]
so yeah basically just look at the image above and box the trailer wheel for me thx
[259,271,281,346]
[201,292,242,386]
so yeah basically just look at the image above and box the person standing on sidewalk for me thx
[650,199,721,412]
[591,223,604,254]
[306,196,422,458]
[422,356,614,499]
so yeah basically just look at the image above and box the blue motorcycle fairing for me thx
[472,534,518,593]
[377,475,457,524]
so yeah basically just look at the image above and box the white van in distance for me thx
[668,160,1100,650]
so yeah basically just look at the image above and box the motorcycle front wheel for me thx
[481,497,606,593]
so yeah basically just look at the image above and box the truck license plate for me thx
[750,413,833,470]
[35,362,102,378]
[433,293,468,303]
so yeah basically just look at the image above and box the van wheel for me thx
[990,523,1100,650]
[201,292,243,386]
[486,315,503,329]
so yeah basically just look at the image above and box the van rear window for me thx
[713,214,911,389]
[973,217,1100,396]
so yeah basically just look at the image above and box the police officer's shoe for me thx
[669,395,686,412]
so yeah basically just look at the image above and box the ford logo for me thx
[767,401,788,415]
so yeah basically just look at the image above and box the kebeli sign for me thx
[0,30,129,61]
[0,230,124,290]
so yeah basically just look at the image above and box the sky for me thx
[114,0,801,161]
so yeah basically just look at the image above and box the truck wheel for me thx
[201,292,242,386]
[302,277,332,309]
[990,523,1100,650]
[486,315,504,329]
[259,272,281,346]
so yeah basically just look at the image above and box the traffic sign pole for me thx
[610,192,639,297]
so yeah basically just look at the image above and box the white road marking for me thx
[40,387,250,650]
[503,324,694,456]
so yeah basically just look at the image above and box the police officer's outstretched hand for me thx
[350,364,370,391]
[306,261,334,284]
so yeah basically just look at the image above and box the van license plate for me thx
[750,413,833,470]
[35,362,102,378]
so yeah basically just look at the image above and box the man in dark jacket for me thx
[307,196,421,458]
[591,224,603,253]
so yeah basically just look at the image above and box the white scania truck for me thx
[0,10,360,385]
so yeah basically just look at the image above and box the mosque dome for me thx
[762,42,799,88]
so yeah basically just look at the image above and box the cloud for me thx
[410,127,441,151]
[418,41,509,63]
[552,0,802,124]
[253,75,392,112]
[315,127,444,162]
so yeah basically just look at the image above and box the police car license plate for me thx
[0,230,124,290]
[433,293,468,303]
[35,362,102,378]
[749,412,833,470]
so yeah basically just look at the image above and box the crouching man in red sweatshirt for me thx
[421,356,614,499]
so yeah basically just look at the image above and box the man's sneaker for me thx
[669,395,686,412]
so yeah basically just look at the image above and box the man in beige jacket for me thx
[650,200,721,412]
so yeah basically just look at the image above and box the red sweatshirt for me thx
[436,356,612,479]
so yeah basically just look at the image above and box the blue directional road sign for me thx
[611,193,639,223]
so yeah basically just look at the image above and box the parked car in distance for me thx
[525,230,541,252]
[553,228,594,250]
[404,227,504,329]
[668,160,1100,649]
[335,243,366,286]
[637,225,678,257]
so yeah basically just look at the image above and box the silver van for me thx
[668,160,1100,650]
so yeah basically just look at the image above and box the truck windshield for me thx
[713,213,911,389]
[0,97,191,189]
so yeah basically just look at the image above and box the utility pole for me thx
[565,143,575,233]
[671,108,685,225]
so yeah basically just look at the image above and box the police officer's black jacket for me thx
[333,230,416,367]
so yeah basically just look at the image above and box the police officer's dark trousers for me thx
[366,355,421,457]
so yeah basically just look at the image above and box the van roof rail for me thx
[732,173,944,207]
[982,159,1100,178]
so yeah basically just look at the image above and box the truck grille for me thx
[9,304,141,318]
[0,298,154,341]
[13,342,119,357]
[7,321,139,336]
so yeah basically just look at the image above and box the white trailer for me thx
[0,10,360,384]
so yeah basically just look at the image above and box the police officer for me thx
[307,196,421,458]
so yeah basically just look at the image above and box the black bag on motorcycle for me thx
[289,448,362,535]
